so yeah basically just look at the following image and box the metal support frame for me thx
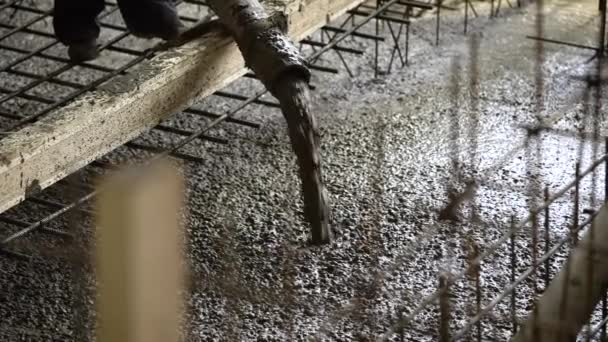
[348,0,434,76]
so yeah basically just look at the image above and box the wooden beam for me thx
[512,204,608,342]
[96,159,185,342]
[0,0,364,214]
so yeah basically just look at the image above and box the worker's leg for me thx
[53,0,105,62]
[117,0,183,41]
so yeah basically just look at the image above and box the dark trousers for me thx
[53,0,180,45]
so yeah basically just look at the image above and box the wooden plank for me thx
[512,204,608,342]
[96,159,185,342]
[0,0,364,214]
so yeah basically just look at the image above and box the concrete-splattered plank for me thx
[0,0,364,214]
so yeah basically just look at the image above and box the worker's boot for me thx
[118,0,184,42]
[52,0,104,62]
[67,40,100,63]
[130,16,184,42]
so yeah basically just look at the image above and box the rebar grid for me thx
[0,0,436,255]
[0,0,213,132]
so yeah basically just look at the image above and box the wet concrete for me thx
[2,0,608,341]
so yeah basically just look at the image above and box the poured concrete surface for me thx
[2,0,608,341]
[0,0,363,216]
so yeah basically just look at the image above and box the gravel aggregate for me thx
[2,0,608,341]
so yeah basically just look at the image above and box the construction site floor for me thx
[1,0,607,340]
